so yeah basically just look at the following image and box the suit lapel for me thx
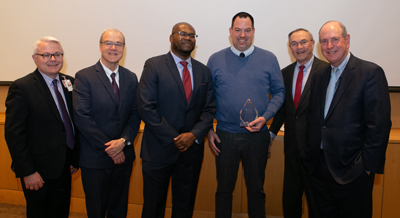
[60,74,74,119]
[188,59,201,107]
[94,61,119,105]
[33,70,64,124]
[325,55,355,120]
[166,52,187,104]
[298,58,323,111]
[285,63,296,111]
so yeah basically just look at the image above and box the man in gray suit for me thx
[269,28,327,218]
[73,28,140,218]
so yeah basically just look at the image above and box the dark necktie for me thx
[180,61,192,104]
[294,65,305,108]
[52,79,75,150]
[240,53,245,58]
[111,73,120,104]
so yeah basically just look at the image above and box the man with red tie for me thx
[269,28,327,218]
[137,22,216,218]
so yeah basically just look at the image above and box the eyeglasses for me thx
[100,41,124,48]
[290,40,311,48]
[173,31,198,39]
[35,53,64,60]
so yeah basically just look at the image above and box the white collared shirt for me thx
[292,56,314,99]
[170,51,194,90]
[100,60,120,87]
[230,45,255,57]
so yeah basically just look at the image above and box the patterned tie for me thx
[180,61,192,104]
[111,73,120,104]
[294,65,305,108]
[52,79,75,149]
[240,53,245,58]
[324,67,340,118]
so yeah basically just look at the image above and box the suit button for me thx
[296,116,299,119]
[322,126,326,130]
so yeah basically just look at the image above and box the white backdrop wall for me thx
[1,0,399,86]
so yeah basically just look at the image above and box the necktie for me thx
[111,73,120,104]
[240,53,245,58]
[294,65,305,108]
[324,67,340,118]
[180,61,192,104]
[52,80,75,149]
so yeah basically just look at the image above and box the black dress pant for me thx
[21,149,72,218]
[308,150,375,218]
[81,163,133,218]
[141,153,203,218]
[282,146,316,218]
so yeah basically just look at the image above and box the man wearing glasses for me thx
[137,22,216,218]
[5,36,79,218]
[207,12,285,217]
[269,28,327,218]
[73,28,141,218]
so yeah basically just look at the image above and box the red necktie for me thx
[180,61,192,104]
[294,65,305,108]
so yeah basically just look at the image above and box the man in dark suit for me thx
[5,36,79,218]
[73,28,140,218]
[269,28,327,218]
[301,21,391,218]
[137,22,216,218]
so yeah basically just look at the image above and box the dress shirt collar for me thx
[332,52,351,76]
[170,51,192,67]
[231,45,254,57]
[295,55,314,73]
[39,70,60,87]
[100,59,120,85]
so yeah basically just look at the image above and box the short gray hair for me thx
[33,36,62,55]
[288,28,314,41]
[99,28,125,45]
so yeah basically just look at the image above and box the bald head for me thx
[171,22,195,34]
[319,21,347,40]
[170,22,196,60]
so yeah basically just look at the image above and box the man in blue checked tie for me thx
[302,21,391,218]
[73,28,141,218]
[5,36,79,218]
[137,22,216,218]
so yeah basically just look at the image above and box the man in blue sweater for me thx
[207,12,285,217]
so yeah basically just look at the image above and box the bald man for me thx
[302,21,391,218]
[137,22,216,218]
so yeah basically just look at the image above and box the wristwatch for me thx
[120,138,132,146]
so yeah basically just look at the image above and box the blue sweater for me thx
[207,46,285,133]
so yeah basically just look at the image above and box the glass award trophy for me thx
[240,99,258,127]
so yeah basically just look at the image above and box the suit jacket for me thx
[5,69,79,179]
[73,61,141,168]
[301,54,391,185]
[137,52,216,164]
[270,57,327,156]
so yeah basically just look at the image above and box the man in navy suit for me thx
[73,28,140,218]
[5,36,79,218]
[269,28,327,218]
[137,22,216,218]
[302,21,391,218]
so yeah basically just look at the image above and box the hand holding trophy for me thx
[240,99,258,127]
